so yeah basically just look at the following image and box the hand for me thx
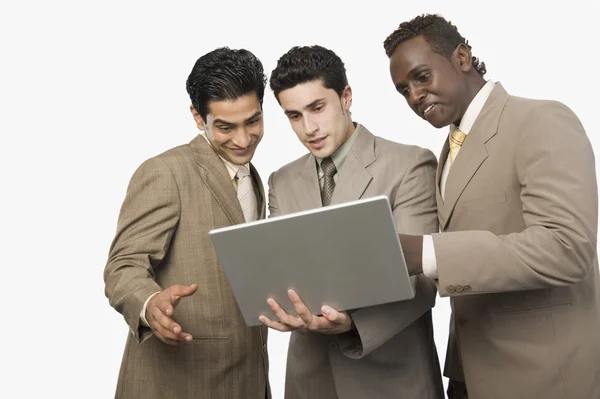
[146,283,198,345]
[259,289,353,334]
[398,234,424,275]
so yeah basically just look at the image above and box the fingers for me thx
[147,284,198,345]
[288,290,314,327]
[259,297,305,331]
[258,314,295,332]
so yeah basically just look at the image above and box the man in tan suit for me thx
[383,14,600,399]
[104,47,270,399]
[260,45,444,398]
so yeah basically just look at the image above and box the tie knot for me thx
[449,129,467,149]
[236,165,250,178]
[321,157,337,177]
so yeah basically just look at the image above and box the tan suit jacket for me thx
[104,135,270,399]
[268,124,444,399]
[434,83,600,398]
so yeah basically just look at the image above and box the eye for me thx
[398,86,410,98]
[288,114,301,121]
[417,72,431,83]
[247,119,257,125]
[313,104,324,112]
[218,126,232,133]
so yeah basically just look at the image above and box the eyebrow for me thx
[284,98,325,116]
[213,111,262,126]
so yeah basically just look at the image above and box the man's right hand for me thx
[145,283,198,345]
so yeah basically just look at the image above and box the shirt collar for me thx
[450,80,496,136]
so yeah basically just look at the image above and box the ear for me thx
[190,105,206,131]
[454,43,473,73]
[341,85,353,111]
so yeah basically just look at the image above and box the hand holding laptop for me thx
[259,289,353,334]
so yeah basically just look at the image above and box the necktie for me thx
[320,157,337,206]
[236,165,258,222]
[449,128,467,165]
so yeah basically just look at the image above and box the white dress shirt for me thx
[139,134,249,327]
[422,80,496,279]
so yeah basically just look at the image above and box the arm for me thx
[104,158,180,343]
[434,102,598,296]
[267,171,281,218]
[338,148,439,358]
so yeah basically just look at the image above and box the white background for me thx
[2,1,599,398]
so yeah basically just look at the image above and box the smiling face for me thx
[389,35,473,128]
[277,79,354,158]
[191,93,263,165]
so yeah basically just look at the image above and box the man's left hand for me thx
[259,289,353,334]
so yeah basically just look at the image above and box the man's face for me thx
[389,36,470,128]
[191,93,263,165]
[277,80,353,158]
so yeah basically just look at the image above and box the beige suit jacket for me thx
[268,124,444,399]
[104,135,270,399]
[434,83,600,398]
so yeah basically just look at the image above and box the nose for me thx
[302,115,318,136]
[232,128,251,148]
[408,85,426,107]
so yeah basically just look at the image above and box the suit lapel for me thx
[190,135,245,225]
[291,155,323,210]
[438,83,510,230]
[330,124,375,204]
[250,163,266,219]
[436,140,450,227]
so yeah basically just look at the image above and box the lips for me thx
[420,103,438,118]
[308,136,327,150]
[228,146,251,155]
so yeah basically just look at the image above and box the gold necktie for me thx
[449,128,467,165]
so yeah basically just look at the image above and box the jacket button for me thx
[455,285,464,292]
[463,285,472,292]
[447,285,456,293]
[262,344,267,353]
[457,318,468,325]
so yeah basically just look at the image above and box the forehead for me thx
[389,36,446,81]
[206,93,261,122]
[278,80,337,110]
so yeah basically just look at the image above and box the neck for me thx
[454,74,486,126]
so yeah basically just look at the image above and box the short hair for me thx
[383,14,486,75]
[186,47,266,121]
[269,45,348,101]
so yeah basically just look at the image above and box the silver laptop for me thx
[208,195,414,326]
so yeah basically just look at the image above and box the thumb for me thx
[168,283,198,301]
[321,306,344,324]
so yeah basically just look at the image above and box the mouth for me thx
[308,136,327,150]
[227,146,251,156]
[421,103,438,118]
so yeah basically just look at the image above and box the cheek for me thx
[249,123,264,141]
[210,132,229,148]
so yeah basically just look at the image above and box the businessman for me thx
[384,14,600,399]
[261,45,444,399]
[104,47,270,399]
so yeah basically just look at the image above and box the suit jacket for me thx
[104,135,270,399]
[268,124,444,399]
[433,83,600,398]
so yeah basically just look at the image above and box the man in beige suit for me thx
[260,45,444,398]
[383,14,600,399]
[104,47,270,399]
